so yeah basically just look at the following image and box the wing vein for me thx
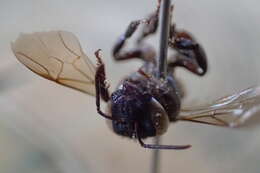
[15,52,51,77]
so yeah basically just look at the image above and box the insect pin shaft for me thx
[157,0,171,79]
[152,1,172,173]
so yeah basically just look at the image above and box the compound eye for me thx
[149,98,169,135]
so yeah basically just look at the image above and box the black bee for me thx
[12,2,260,150]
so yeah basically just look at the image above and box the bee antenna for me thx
[135,123,191,150]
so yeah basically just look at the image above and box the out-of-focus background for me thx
[0,0,260,173]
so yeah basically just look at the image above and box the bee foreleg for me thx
[136,0,162,43]
[112,19,156,63]
[168,30,207,76]
[167,53,205,76]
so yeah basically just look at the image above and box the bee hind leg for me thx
[94,49,113,121]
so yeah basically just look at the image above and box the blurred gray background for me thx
[0,0,260,173]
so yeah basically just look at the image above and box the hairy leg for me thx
[112,20,156,62]
[135,123,191,150]
[168,30,208,76]
[112,0,163,63]
[136,0,161,43]
[95,49,113,120]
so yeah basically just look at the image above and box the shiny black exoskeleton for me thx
[94,2,207,150]
[110,67,181,139]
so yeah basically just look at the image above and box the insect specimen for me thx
[11,3,260,150]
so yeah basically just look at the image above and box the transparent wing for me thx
[178,86,260,127]
[11,30,96,96]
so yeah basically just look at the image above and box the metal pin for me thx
[152,0,172,173]
[156,0,171,79]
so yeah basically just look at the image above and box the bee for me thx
[11,2,260,150]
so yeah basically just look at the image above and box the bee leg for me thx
[112,20,147,60]
[112,1,163,63]
[167,52,206,76]
[168,30,208,76]
[136,0,161,43]
[95,49,113,121]
[135,123,191,150]
[168,7,175,39]
[112,20,156,63]
[167,5,207,76]
[137,1,177,43]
